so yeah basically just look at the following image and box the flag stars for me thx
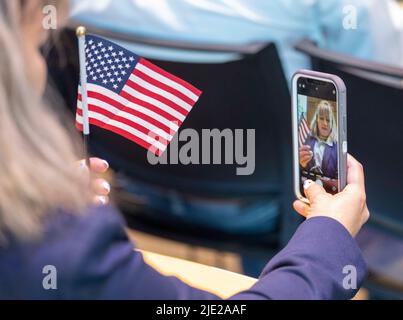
[84,37,138,91]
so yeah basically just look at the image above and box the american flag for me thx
[298,114,310,146]
[76,35,202,156]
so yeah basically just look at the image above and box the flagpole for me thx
[76,26,90,167]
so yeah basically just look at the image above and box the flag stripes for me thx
[76,35,201,156]
[298,116,310,146]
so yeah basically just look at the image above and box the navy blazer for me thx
[305,136,338,179]
[0,206,366,299]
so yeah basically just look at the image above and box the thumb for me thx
[303,179,327,202]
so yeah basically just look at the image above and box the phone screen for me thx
[296,77,339,195]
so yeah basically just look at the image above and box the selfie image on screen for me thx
[297,92,338,195]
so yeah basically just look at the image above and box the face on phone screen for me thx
[297,77,339,195]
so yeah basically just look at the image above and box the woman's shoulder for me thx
[24,205,128,272]
[0,205,129,299]
[328,141,338,149]
[43,204,122,231]
[43,205,128,251]
[26,205,128,262]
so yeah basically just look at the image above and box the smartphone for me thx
[292,70,347,203]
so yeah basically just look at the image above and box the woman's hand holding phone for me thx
[293,154,370,237]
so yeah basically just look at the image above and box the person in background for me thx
[71,0,402,82]
[0,0,370,300]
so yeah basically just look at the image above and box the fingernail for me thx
[102,181,111,193]
[98,196,108,206]
[79,160,87,170]
[303,179,314,190]
[102,160,109,169]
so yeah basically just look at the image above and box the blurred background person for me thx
[70,0,402,83]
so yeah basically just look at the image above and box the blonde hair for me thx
[309,100,338,143]
[0,0,90,244]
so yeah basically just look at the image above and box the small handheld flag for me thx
[75,33,202,156]
[298,114,310,146]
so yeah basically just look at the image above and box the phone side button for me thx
[342,141,348,154]
[343,115,347,134]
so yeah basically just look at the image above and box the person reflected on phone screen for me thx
[299,100,338,193]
